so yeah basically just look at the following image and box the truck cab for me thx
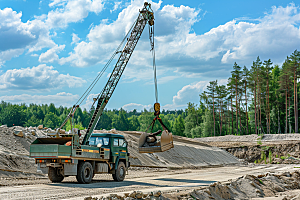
[30,133,130,184]
[88,133,130,171]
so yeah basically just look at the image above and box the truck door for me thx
[112,138,128,165]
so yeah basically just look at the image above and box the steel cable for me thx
[59,18,138,128]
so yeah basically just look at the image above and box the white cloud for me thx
[61,2,300,82]
[171,81,209,106]
[0,48,25,64]
[110,1,122,13]
[159,3,300,71]
[80,93,100,110]
[49,0,68,7]
[0,0,107,65]
[46,0,104,28]
[59,0,163,67]
[162,79,228,110]
[0,64,85,90]
[0,8,55,64]
[121,103,152,112]
[0,92,79,107]
[39,45,65,63]
[71,33,80,44]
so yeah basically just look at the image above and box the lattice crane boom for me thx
[82,2,154,145]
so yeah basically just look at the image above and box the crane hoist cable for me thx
[149,24,158,103]
[59,18,138,128]
[76,18,138,107]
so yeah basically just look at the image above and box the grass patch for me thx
[269,150,272,163]
[261,146,270,151]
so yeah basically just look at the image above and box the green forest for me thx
[0,50,299,138]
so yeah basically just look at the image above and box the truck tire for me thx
[48,167,64,183]
[76,162,93,184]
[112,161,126,182]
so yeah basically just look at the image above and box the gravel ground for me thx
[0,164,298,200]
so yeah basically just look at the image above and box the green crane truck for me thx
[30,133,129,183]
[29,2,173,184]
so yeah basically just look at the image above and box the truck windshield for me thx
[89,137,109,146]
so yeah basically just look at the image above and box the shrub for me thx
[269,150,272,163]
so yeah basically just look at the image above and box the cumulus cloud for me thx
[61,2,300,82]
[0,0,107,65]
[80,93,100,110]
[0,8,55,64]
[0,92,79,107]
[59,0,162,67]
[49,0,68,7]
[162,79,228,110]
[71,33,80,44]
[0,8,35,52]
[0,64,85,90]
[46,0,104,28]
[39,45,65,63]
[110,1,122,13]
[158,3,300,72]
[121,103,152,112]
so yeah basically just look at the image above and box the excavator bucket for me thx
[138,130,174,153]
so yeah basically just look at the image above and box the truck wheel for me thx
[76,162,93,184]
[48,167,64,183]
[112,161,126,182]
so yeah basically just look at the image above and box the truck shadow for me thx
[154,178,215,184]
[50,180,168,188]
[49,178,216,189]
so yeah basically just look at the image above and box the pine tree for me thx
[230,62,242,135]
[242,66,250,134]
[216,85,227,136]
[288,50,300,133]
[279,63,292,133]
[205,80,218,136]
[262,59,273,134]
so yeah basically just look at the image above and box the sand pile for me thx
[96,130,240,168]
[0,125,50,177]
[179,171,300,200]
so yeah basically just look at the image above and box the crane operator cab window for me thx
[113,138,127,147]
[89,137,110,147]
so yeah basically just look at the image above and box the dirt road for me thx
[0,164,298,200]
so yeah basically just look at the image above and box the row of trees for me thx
[0,101,188,136]
[197,50,300,137]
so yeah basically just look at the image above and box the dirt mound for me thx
[0,125,49,177]
[180,171,300,200]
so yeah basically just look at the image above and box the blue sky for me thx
[0,0,299,111]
